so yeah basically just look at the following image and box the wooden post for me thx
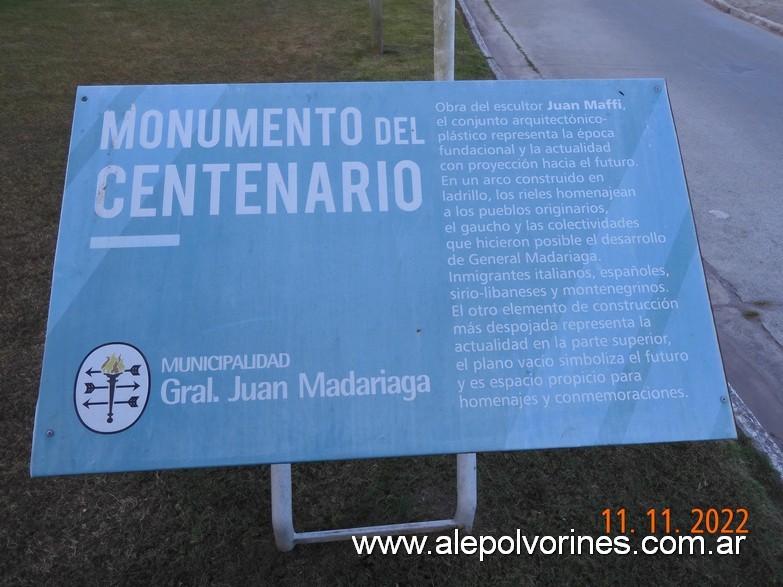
[369,0,383,54]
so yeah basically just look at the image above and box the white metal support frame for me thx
[270,0,476,552]
[271,454,476,551]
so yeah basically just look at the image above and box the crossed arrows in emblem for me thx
[82,364,143,423]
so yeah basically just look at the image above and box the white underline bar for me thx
[89,234,181,249]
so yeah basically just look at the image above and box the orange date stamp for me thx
[602,507,749,535]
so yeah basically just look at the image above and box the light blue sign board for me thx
[31,79,736,476]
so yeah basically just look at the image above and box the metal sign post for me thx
[271,455,476,551]
[434,0,455,81]
[269,2,476,550]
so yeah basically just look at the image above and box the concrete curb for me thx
[730,384,783,483]
[703,0,783,36]
[457,0,506,79]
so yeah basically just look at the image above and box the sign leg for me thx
[269,454,477,550]
[271,463,296,552]
[455,453,477,533]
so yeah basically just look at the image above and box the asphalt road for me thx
[461,0,783,449]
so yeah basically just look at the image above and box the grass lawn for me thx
[1,1,782,584]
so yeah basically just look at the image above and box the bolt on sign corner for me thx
[31,79,736,476]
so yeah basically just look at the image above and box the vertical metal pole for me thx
[369,0,383,54]
[435,0,474,535]
[271,464,296,551]
[455,453,477,532]
[434,0,455,81]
